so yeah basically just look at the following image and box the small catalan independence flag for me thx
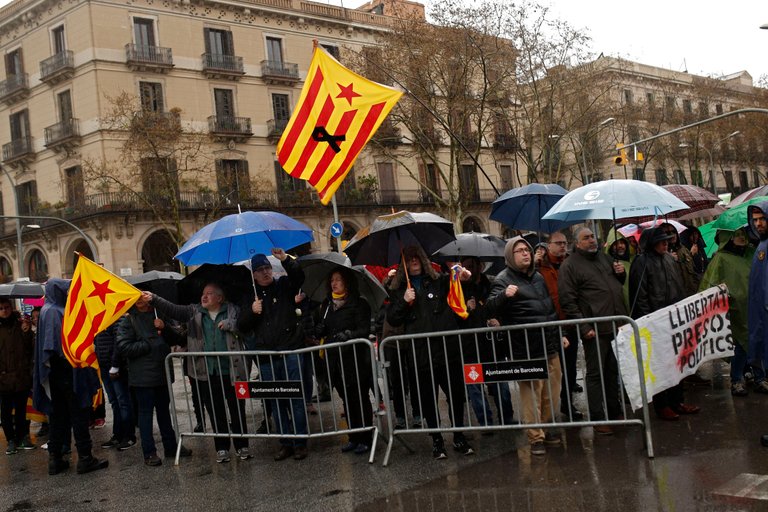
[62,254,141,369]
[447,264,469,319]
[277,45,403,205]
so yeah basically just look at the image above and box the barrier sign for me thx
[235,381,303,399]
[463,359,548,384]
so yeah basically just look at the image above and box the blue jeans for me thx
[259,354,307,447]
[467,383,514,426]
[732,344,766,383]
[100,366,135,442]
[132,385,177,459]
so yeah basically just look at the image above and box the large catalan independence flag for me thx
[62,255,141,369]
[277,46,403,205]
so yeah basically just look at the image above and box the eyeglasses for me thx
[513,248,532,254]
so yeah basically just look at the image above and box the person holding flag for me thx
[486,237,569,456]
[386,245,474,460]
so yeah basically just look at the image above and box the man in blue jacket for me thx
[746,202,768,447]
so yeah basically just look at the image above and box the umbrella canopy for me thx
[712,196,768,232]
[126,270,184,303]
[297,252,388,311]
[490,183,575,233]
[638,219,688,234]
[433,232,506,261]
[675,204,726,221]
[343,210,456,266]
[175,210,314,266]
[728,185,768,208]
[662,184,720,213]
[177,264,254,305]
[0,281,45,298]
[543,179,689,222]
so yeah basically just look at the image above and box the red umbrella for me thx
[628,184,719,223]
[729,185,768,208]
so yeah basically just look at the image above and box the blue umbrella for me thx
[174,211,314,266]
[542,179,689,222]
[490,183,575,233]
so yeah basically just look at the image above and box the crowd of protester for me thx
[3,205,768,474]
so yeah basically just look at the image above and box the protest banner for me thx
[615,285,733,410]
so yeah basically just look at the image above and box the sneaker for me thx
[573,383,584,393]
[144,454,162,467]
[544,432,562,446]
[432,438,447,459]
[236,447,252,460]
[353,443,369,455]
[394,418,406,430]
[732,381,749,396]
[41,442,48,450]
[530,441,546,456]
[101,437,121,449]
[216,450,231,463]
[166,445,193,458]
[754,381,768,394]
[117,439,136,451]
[5,441,17,455]
[18,437,36,450]
[48,456,69,475]
[76,455,109,474]
[273,446,294,461]
[341,441,358,453]
[293,446,308,460]
[411,416,423,429]
[452,436,475,456]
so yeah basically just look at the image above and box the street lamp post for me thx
[0,164,25,278]
[576,117,616,185]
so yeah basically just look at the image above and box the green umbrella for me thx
[712,196,768,231]
[698,221,718,258]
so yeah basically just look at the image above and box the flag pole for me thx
[332,194,343,254]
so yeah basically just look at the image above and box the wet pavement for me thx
[1,361,767,512]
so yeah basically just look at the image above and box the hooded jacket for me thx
[680,225,708,275]
[662,222,699,297]
[117,307,179,387]
[558,237,628,337]
[628,227,686,318]
[748,201,768,363]
[486,237,560,360]
[33,279,100,414]
[0,311,34,393]
[700,228,752,350]
[603,231,634,309]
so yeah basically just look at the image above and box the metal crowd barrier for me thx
[164,338,381,465]
[378,316,654,466]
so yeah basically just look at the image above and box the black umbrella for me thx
[343,210,456,266]
[296,252,388,311]
[433,232,506,261]
[177,264,254,306]
[0,281,45,298]
[126,270,184,303]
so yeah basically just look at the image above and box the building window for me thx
[739,170,749,193]
[27,250,48,282]
[16,180,37,216]
[754,170,761,188]
[633,167,645,181]
[655,168,668,186]
[266,37,283,65]
[715,104,723,115]
[460,164,479,201]
[419,163,440,203]
[691,169,703,187]
[321,44,340,60]
[665,96,676,114]
[4,48,23,76]
[141,158,178,202]
[0,257,11,283]
[9,110,30,143]
[271,93,290,127]
[204,28,234,57]
[683,99,692,115]
[462,216,483,233]
[673,169,687,184]
[725,170,734,192]
[216,159,250,203]
[377,162,398,203]
[139,82,164,112]
[499,164,514,190]
[64,165,85,207]
[698,102,708,118]
[623,89,633,105]
[51,25,66,54]
[57,90,73,121]
[133,18,156,47]
[646,92,655,107]
[214,88,235,119]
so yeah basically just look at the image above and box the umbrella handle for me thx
[401,251,411,289]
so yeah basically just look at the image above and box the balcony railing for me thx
[40,51,74,83]
[267,118,289,140]
[208,115,252,137]
[260,60,299,82]
[0,73,29,104]
[202,53,244,77]
[494,133,519,152]
[2,137,33,163]
[125,44,174,71]
[44,118,80,147]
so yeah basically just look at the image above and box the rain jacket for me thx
[152,296,247,385]
[662,222,700,297]
[748,201,768,364]
[315,293,372,385]
[238,256,306,351]
[33,279,100,415]
[628,227,686,318]
[700,230,753,351]
[0,312,34,393]
[604,230,635,309]
[558,240,628,338]
[538,250,565,319]
[680,226,708,276]
[486,237,560,360]
[117,308,180,387]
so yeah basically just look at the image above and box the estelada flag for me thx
[447,265,469,320]
[277,46,403,205]
[62,254,141,369]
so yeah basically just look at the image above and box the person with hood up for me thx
[386,245,474,460]
[699,227,758,396]
[559,227,627,435]
[661,222,700,297]
[486,237,569,455]
[0,298,34,454]
[629,227,700,421]
[680,225,708,277]
[604,230,635,310]
[33,279,109,476]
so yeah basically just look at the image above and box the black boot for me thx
[48,455,70,475]
[76,455,109,474]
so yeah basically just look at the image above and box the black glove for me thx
[314,322,326,338]
[332,330,352,343]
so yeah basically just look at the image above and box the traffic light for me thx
[614,147,629,166]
